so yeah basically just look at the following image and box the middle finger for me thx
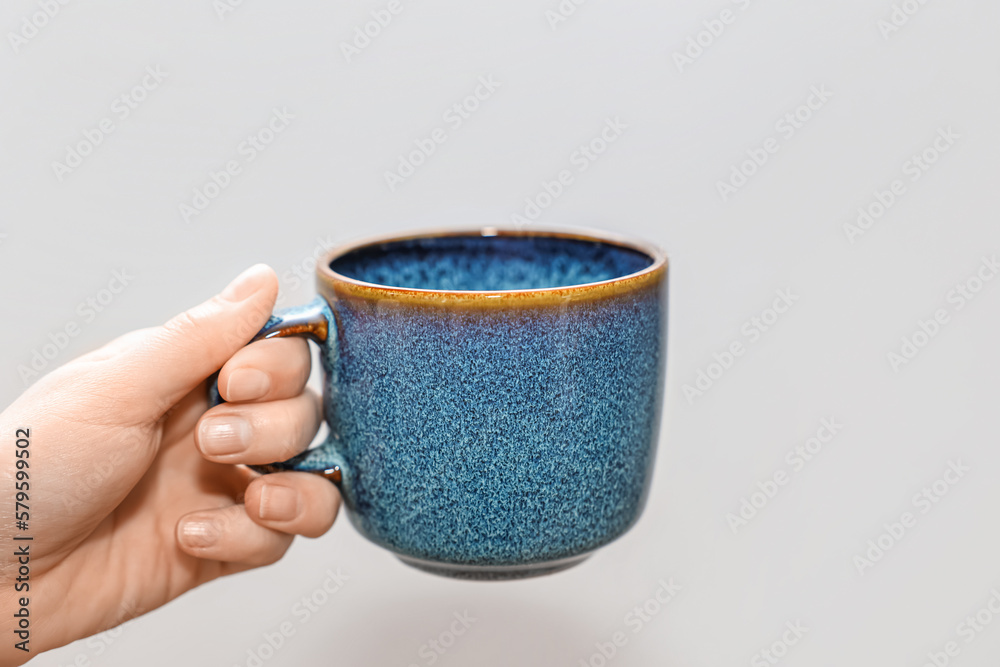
[195,389,322,465]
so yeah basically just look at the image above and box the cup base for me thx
[396,553,591,581]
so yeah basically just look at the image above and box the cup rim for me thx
[317,225,668,306]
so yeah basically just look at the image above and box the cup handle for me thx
[207,296,344,485]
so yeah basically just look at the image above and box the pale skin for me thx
[0,265,340,665]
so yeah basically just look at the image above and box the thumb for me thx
[120,264,278,416]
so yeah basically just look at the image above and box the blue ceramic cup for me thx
[239,227,668,579]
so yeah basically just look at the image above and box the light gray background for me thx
[2,0,999,665]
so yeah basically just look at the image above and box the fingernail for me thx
[199,415,251,456]
[179,518,220,548]
[226,368,271,402]
[221,264,271,302]
[259,485,300,522]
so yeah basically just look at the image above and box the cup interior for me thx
[328,231,655,291]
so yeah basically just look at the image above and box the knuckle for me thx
[279,397,314,457]
[290,338,312,375]
[163,309,204,338]
[302,484,340,538]
[258,337,311,382]
[273,404,300,459]
[230,301,273,345]
[161,309,220,356]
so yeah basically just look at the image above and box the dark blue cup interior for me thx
[329,234,654,291]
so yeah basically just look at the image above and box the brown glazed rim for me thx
[317,226,668,307]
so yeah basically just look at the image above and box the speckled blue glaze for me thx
[256,230,667,578]
[330,235,653,291]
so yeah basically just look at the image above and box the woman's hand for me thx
[0,265,340,665]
